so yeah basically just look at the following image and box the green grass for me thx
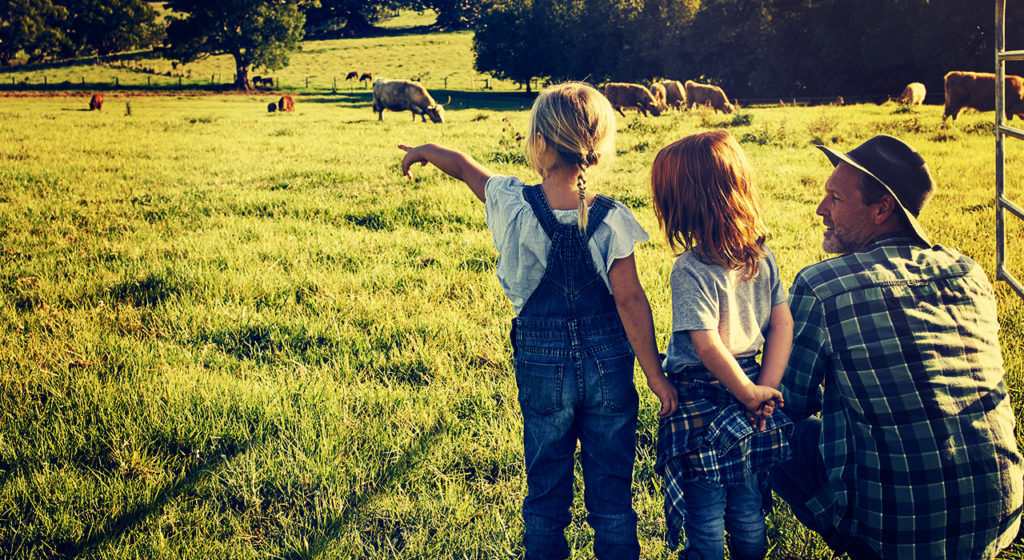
[1,27,1023,560]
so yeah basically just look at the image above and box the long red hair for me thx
[651,130,768,279]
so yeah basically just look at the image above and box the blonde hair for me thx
[525,82,616,232]
[650,130,769,280]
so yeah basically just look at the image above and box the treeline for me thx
[473,0,1024,99]
[0,0,162,65]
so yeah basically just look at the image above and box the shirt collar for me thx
[861,231,927,252]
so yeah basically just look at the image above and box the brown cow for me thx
[372,78,449,123]
[278,95,295,112]
[943,71,1024,121]
[649,82,668,112]
[660,80,686,110]
[346,71,359,80]
[89,93,103,111]
[685,81,735,114]
[359,73,373,82]
[603,83,663,117]
[896,82,926,105]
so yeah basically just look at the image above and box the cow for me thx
[372,79,450,123]
[685,81,735,114]
[943,71,1024,121]
[89,93,103,111]
[254,77,274,88]
[360,72,373,82]
[346,71,359,80]
[649,82,668,112]
[278,95,295,112]
[603,83,663,117]
[660,80,686,110]
[268,102,277,113]
[896,82,926,105]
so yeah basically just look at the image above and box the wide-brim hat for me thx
[815,135,935,246]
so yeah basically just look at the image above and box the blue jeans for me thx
[514,318,640,560]
[674,472,765,560]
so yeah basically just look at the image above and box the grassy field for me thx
[1,22,1024,560]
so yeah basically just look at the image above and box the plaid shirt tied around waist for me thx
[657,357,793,549]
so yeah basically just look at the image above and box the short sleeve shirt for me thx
[483,175,649,314]
[662,248,786,373]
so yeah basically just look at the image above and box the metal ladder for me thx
[996,0,1024,298]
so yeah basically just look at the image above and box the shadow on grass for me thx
[305,416,445,557]
[51,438,253,558]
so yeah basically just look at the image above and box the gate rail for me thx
[996,0,1024,298]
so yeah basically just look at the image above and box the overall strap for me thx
[584,195,615,239]
[522,184,559,239]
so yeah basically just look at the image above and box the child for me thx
[649,130,794,560]
[399,82,678,560]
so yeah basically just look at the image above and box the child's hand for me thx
[398,144,430,178]
[740,384,783,431]
[647,374,679,418]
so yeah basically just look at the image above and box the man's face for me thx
[816,163,882,254]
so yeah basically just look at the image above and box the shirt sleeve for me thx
[766,248,787,307]
[484,175,526,252]
[780,275,828,421]
[589,201,650,273]
[670,258,720,332]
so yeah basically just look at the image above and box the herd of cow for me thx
[79,70,1024,124]
[368,70,1024,125]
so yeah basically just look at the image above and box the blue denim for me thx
[669,471,765,560]
[512,185,641,560]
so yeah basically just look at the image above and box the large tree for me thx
[164,0,309,90]
[303,0,402,37]
[59,0,161,57]
[0,0,67,65]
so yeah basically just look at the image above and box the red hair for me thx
[650,130,768,279]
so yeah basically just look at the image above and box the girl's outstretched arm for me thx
[399,143,494,202]
[608,254,679,418]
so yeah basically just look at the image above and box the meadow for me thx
[1,16,1024,560]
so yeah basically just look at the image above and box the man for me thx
[773,134,1024,559]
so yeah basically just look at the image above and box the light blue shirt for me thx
[484,175,650,314]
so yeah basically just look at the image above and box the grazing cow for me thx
[252,75,262,86]
[89,93,103,111]
[649,82,668,112]
[685,81,735,114]
[346,71,359,80]
[359,72,373,82]
[372,79,450,123]
[254,77,274,88]
[603,83,663,117]
[660,80,686,110]
[268,102,277,113]
[896,82,926,105]
[943,71,1024,121]
[278,95,295,112]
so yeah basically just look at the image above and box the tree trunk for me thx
[234,56,252,91]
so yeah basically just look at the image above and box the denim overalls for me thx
[511,185,641,560]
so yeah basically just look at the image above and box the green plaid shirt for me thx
[781,233,1023,559]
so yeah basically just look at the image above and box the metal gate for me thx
[996,0,1024,298]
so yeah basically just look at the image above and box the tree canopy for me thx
[164,0,309,90]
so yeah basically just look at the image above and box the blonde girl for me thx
[650,130,794,560]
[400,82,677,560]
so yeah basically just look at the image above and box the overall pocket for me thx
[515,360,563,416]
[595,353,639,412]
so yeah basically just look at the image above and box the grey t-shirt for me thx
[662,247,786,373]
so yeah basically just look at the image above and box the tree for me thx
[414,0,494,30]
[0,0,67,65]
[164,0,309,90]
[303,0,403,37]
[59,0,161,57]
[472,0,547,92]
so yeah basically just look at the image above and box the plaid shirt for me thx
[782,233,1024,559]
[657,359,793,549]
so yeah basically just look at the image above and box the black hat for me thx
[816,135,935,246]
